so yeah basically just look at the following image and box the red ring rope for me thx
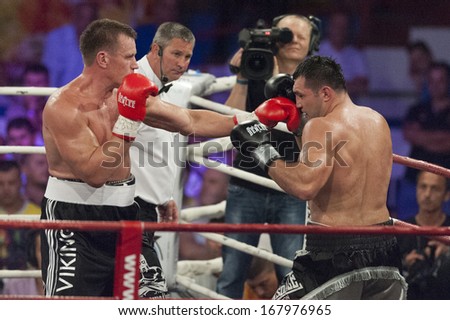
[393,154,450,178]
[1,220,449,236]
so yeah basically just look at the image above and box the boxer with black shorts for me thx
[42,19,236,297]
[273,220,406,299]
[41,19,155,297]
[41,176,138,296]
[231,56,407,299]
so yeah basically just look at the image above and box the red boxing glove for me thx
[255,97,304,136]
[113,73,158,141]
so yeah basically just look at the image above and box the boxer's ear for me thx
[97,51,108,68]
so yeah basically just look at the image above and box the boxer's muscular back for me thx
[309,104,392,226]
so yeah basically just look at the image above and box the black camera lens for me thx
[248,54,267,72]
[237,23,290,80]
[241,49,274,80]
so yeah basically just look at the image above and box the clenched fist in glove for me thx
[255,97,305,136]
[264,73,295,102]
[230,120,282,172]
[113,73,159,141]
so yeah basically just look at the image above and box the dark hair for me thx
[0,159,21,173]
[407,40,432,56]
[22,63,49,77]
[293,55,346,92]
[247,254,275,280]
[7,117,36,134]
[429,61,450,77]
[79,18,137,66]
[417,170,450,191]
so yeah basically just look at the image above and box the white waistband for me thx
[44,176,135,207]
[307,220,330,227]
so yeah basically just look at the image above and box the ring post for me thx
[113,221,143,300]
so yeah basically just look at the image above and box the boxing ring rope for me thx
[0,87,58,96]
[1,81,449,178]
[1,79,450,300]
[2,206,450,299]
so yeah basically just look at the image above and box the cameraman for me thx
[217,14,320,299]
[397,171,450,299]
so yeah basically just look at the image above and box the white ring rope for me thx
[180,201,226,222]
[0,270,41,278]
[193,229,293,268]
[0,214,40,221]
[0,146,46,154]
[0,75,232,97]
[0,87,58,96]
[190,95,242,115]
[202,76,237,96]
[189,95,291,134]
[177,257,223,278]
[187,136,232,156]
[188,154,284,192]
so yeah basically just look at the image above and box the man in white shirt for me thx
[131,22,210,298]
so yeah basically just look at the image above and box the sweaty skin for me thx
[268,77,393,226]
[43,34,138,187]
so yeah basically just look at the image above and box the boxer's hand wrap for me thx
[232,112,258,125]
[230,120,281,172]
[113,73,158,141]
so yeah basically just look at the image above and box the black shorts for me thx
[41,197,138,297]
[273,220,407,300]
[41,176,138,297]
[135,197,168,298]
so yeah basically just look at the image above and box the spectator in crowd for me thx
[183,166,229,209]
[407,40,434,103]
[7,64,50,133]
[5,117,42,163]
[217,14,314,299]
[6,117,42,148]
[397,171,450,299]
[0,159,41,295]
[0,62,14,137]
[41,1,99,87]
[20,153,49,206]
[179,168,229,261]
[399,62,450,218]
[242,255,278,300]
[0,160,40,215]
[318,10,369,100]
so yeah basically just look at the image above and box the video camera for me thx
[237,19,293,80]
